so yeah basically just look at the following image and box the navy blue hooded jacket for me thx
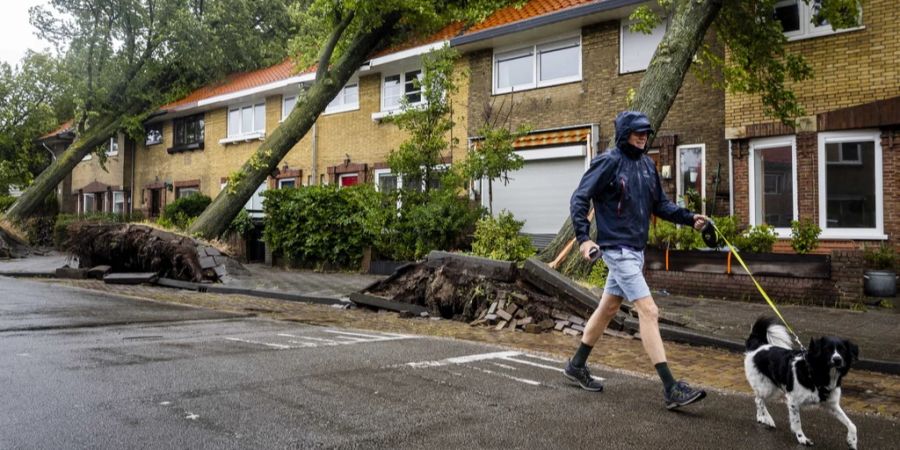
[570,111,695,249]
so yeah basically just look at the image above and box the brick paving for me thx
[35,279,900,421]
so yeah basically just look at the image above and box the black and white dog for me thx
[744,317,859,449]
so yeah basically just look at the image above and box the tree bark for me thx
[538,0,723,277]
[2,115,122,225]
[188,14,402,239]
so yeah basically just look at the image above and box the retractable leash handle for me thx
[708,221,806,351]
[589,246,602,263]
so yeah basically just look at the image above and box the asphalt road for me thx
[1,277,898,449]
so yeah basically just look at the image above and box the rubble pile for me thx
[359,251,611,336]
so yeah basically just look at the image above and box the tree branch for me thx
[316,10,355,82]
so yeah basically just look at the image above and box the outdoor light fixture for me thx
[344,154,351,166]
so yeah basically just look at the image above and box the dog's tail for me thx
[746,317,793,352]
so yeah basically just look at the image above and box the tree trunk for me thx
[188,15,402,240]
[538,0,723,277]
[2,115,121,225]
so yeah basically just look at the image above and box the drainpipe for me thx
[728,139,734,216]
[130,138,136,215]
[311,122,318,185]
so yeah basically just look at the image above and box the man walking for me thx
[564,110,709,410]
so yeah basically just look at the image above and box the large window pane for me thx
[378,173,398,193]
[384,75,402,109]
[621,20,666,73]
[774,1,801,33]
[228,109,240,137]
[241,106,253,134]
[539,41,579,82]
[496,49,534,89]
[678,146,704,206]
[254,103,265,132]
[825,141,875,228]
[345,84,359,105]
[404,70,422,104]
[753,146,793,227]
[283,95,296,119]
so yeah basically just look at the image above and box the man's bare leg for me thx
[631,295,666,364]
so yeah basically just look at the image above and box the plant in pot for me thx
[863,244,897,297]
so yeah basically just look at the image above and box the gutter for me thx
[450,0,645,46]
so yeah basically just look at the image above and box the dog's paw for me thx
[795,433,813,446]
[847,433,857,450]
[756,414,775,428]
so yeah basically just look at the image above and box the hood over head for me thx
[614,111,654,159]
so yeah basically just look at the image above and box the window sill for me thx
[323,104,360,116]
[492,78,581,96]
[819,231,887,240]
[785,25,865,42]
[372,103,426,122]
[167,142,205,154]
[219,132,265,145]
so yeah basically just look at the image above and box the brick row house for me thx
[39,0,897,258]
[726,0,899,254]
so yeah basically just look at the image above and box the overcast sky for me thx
[0,0,53,67]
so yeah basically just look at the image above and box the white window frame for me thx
[221,101,266,144]
[620,17,667,74]
[112,191,125,214]
[324,79,360,115]
[282,94,297,121]
[381,69,424,112]
[277,178,297,189]
[775,0,864,41]
[374,168,399,193]
[176,186,200,199]
[675,143,708,215]
[106,136,119,156]
[748,136,798,237]
[82,193,95,214]
[492,33,582,95]
[817,130,884,240]
[338,173,360,188]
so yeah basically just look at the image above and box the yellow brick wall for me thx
[71,134,127,191]
[726,0,900,127]
[134,56,470,207]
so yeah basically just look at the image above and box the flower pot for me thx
[864,270,897,297]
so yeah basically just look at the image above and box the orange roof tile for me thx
[467,0,600,34]
[161,59,313,110]
[372,21,466,57]
[39,119,74,140]
[473,126,589,149]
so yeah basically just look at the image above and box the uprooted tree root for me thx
[65,222,207,281]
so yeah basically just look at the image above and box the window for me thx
[375,170,399,194]
[227,102,265,138]
[676,145,706,214]
[172,114,204,149]
[246,182,267,218]
[82,193,95,214]
[374,166,448,194]
[493,35,581,94]
[112,191,125,214]
[145,124,163,146]
[278,178,296,189]
[774,0,861,40]
[106,137,119,156]
[818,130,883,238]
[177,187,200,199]
[326,81,360,114]
[383,70,423,111]
[620,18,667,73]
[339,174,359,188]
[749,137,796,232]
[282,94,297,120]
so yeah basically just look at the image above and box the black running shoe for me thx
[563,360,604,392]
[664,381,706,409]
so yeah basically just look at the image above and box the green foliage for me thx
[694,0,860,125]
[263,185,383,270]
[863,243,896,271]
[0,195,14,211]
[471,210,535,262]
[683,188,702,213]
[584,257,609,288]
[734,224,778,253]
[709,215,740,247]
[227,208,255,237]
[790,218,821,254]
[160,194,212,230]
[648,220,703,250]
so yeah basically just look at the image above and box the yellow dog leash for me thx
[708,221,806,351]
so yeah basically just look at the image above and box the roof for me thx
[162,59,313,110]
[466,0,600,34]
[39,119,74,141]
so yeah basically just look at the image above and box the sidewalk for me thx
[2,255,896,366]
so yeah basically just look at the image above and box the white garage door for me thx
[489,155,586,234]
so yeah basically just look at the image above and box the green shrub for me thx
[734,224,777,253]
[863,243,896,270]
[471,210,535,262]
[708,215,741,247]
[584,257,608,287]
[790,218,821,254]
[160,193,211,230]
[263,184,383,270]
[377,186,482,261]
[227,208,255,236]
[647,220,703,250]
[0,195,15,211]
[53,212,138,249]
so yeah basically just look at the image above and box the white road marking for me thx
[501,355,605,381]
[159,401,172,406]
[185,412,199,420]
[405,351,523,368]
[225,337,293,349]
[467,366,542,386]
[226,329,417,350]
[491,362,517,371]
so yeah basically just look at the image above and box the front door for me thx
[150,189,162,218]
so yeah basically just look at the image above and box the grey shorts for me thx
[601,247,651,302]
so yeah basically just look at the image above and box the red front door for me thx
[340,174,359,187]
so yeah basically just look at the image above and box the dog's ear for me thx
[847,340,859,362]
[807,337,819,354]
